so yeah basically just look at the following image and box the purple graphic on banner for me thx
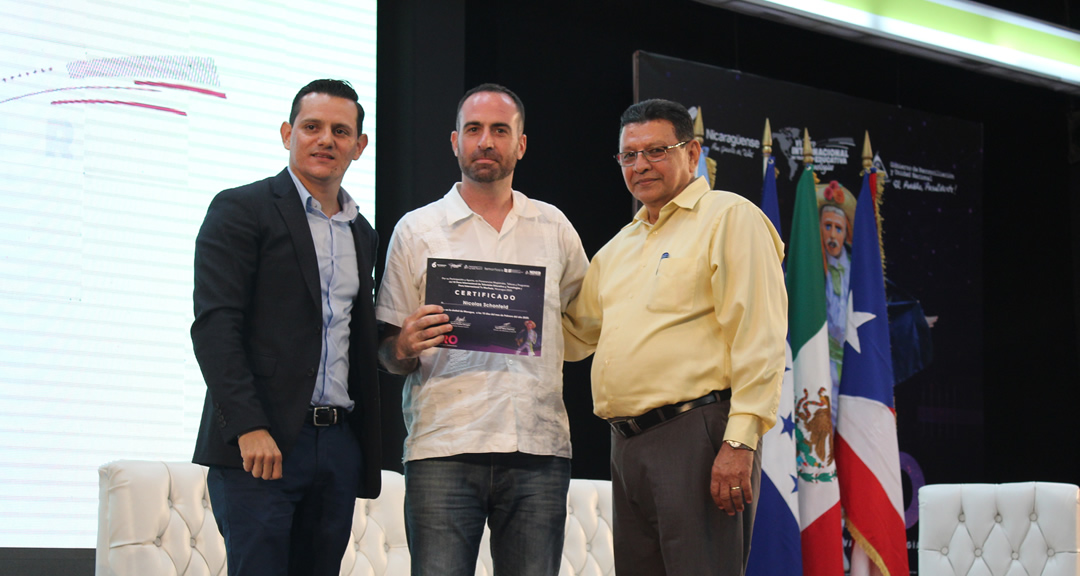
[426,258,546,356]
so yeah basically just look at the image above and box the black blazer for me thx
[191,169,381,499]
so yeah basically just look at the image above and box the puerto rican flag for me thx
[835,169,909,576]
[747,155,803,576]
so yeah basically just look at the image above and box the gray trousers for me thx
[610,400,762,576]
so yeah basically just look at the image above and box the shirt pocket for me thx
[646,256,696,314]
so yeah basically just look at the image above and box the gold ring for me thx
[731,486,742,491]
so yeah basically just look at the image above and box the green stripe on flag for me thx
[786,166,827,353]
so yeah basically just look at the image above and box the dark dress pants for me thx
[207,421,363,576]
[611,400,762,576]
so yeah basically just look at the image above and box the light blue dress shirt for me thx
[288,168,360,411]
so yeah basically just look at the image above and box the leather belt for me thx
[307,406,347,426]
[608,389,731,438]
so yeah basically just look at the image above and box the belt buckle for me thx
[311,406,337,426]
[609,418,642,438]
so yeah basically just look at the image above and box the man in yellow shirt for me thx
[564,99,787,576]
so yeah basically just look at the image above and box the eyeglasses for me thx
[613,141,689,167]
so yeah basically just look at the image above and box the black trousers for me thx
[207,422,363,576]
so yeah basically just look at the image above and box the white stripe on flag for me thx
[838,394,904,516]
[760,340,799,517]
[793,323,836,528]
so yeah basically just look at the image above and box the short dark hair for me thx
[289,79,365,133]
[619,99,694,142]
[456,83,525,131]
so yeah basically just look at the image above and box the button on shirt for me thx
[563,176,787,448]
[288,168,359,411]
[375,184,588,462]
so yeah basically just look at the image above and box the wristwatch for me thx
[725,440,755,451]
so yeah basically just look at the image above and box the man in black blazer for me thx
[191,79,381,576]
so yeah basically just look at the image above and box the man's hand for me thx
[710,443,754,515]
[379,305,452,374]
[238,429,283,480]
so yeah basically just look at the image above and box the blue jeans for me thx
[404,452,571,576]
[207,422,363,576]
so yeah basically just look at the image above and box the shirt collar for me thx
[443,182,539,226]
[632,175,711,226]
[287,166,359,222]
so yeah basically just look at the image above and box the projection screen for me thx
[0,0,377,548]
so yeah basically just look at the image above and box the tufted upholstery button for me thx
[167,499,173,507]
[1048,549,1055,556]
[384,543,390,552]
[586,543,592,552]
[568,505,573,514]
[1030,513,1038,521]
[958,513,965,522]
[941,547,949,555]
[154,538,162,547]
[974,548,982,557]
[355,542,360,551]
[1012,552,1019,559]
[203,499,209,508]
[191,538,197,547]
[995,514,1002,522]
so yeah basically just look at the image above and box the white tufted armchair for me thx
[96,460,614,576]
[918,482,1080,576]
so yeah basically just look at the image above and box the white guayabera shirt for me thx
[375,184,588,462]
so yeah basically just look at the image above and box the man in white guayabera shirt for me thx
[375,83,588,576]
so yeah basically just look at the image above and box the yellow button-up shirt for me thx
[564,176,787,448]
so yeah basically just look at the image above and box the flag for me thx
[788,163,844,576]
[836,169,909,576]
[747,156,803,576]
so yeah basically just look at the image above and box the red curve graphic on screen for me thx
[134,81,226,98]
[50,99,187,116]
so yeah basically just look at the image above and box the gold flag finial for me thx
[802,128,813,164]
[693,108,705,141]
[762,118,772,157]
[762,119,774,178]
[862,131,873,172]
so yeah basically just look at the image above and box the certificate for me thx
[425,258,546,356]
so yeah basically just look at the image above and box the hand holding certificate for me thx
[425,258,546,356]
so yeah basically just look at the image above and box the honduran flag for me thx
[747,156,803,576]
[836,169,909,576]
[788,163,844,576]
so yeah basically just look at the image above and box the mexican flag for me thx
[787,164,844,575]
